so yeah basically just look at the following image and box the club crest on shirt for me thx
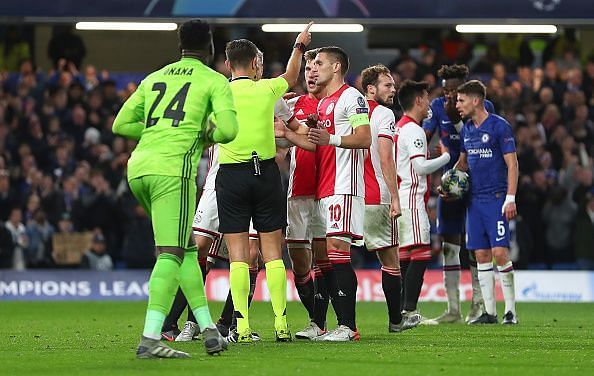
[481,133,490,143]
[414,139,423,148]
[357,96,366,107]
[325,102,335,115]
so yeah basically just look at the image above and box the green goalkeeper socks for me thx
[265,259,288,330]
[143,253,182,340]
[179,247,215,331]
[230,261,250,332]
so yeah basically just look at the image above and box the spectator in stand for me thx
[25,208,54,267]
[5,207,28,270]
[0,170,18,221]
[80,232,113,271]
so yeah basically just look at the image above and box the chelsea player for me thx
[454,80,519,325]
[423,65,493,324]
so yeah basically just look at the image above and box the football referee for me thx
[216,22,313,343]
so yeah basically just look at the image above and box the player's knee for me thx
[327,236,350,252]
[290,253,311,275]
[376,249,397,268]
[492,248,510,265]
[156,246,185,260]
[195,235,213,256]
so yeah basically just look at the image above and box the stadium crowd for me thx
[0,28,593,271]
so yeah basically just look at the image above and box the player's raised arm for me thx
[112,81,146,140]
[280,22,313,88]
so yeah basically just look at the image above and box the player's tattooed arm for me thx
[378,137,401,218]
[502,152,519,220]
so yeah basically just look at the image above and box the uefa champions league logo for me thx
[531,0,561,11]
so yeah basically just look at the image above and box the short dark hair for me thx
[304,48,319,62]
[225,39,259,69]
[178,19,212,51]
[397,80,429,111]
[437,64,469,81]
[317,46,349,75]
[457,80,486,101]
[361,64,391,94]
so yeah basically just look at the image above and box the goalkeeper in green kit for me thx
[112,19,238,358]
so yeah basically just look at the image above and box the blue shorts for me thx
[465,196,510,250]
[436,197,466,235]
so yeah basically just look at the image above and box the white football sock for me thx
[477,262,496,316]
[442,242,461,313]
[497,261,516,315]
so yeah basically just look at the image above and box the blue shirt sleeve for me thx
[498,121,516,154]
[460,126,467,153]
[422,100,439,138]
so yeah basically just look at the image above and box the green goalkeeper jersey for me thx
[114,57,236,181]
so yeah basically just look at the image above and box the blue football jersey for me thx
[460,113,516,199]
[422,96,494,170]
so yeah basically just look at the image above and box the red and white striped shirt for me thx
[395,115,430,209]
[315,84,368,200]
[286,95,318,198]
[363,100,396,205]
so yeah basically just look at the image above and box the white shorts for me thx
[193,189,256,262]
[286,196,316,249]
[364,204,398,251]
[313,195,364,244]
[397,207,431,249]
[193,189,220,240]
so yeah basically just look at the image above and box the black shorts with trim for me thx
[216,158,286,234]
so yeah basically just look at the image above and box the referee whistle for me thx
[252,151,261,176]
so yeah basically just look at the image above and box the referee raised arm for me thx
[216,22,313,343]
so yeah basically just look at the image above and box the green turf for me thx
[1,301,592,375]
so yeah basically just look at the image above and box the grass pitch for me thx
[1,301,592,375]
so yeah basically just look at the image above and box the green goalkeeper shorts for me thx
[128,175,196,248]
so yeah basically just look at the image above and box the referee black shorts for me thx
[216,158,286,234]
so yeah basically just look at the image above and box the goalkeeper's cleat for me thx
[423,311,463,325]
[161,327,180,342]
[466,301,484,323]
[175,321,198,342]
[319,325,360,342]
[202,327,228,355]
[227,328,254,343]
[502,311,519,325]
[275,328,292,342]
[136,336,190,359]
[469,312,498,324]
[295,321,327,339]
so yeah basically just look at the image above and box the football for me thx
[440,168,470,199]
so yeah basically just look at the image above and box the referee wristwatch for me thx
[294,42,306,52]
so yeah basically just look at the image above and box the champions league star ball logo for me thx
[413,138,423,148]
[531,0,561,11]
